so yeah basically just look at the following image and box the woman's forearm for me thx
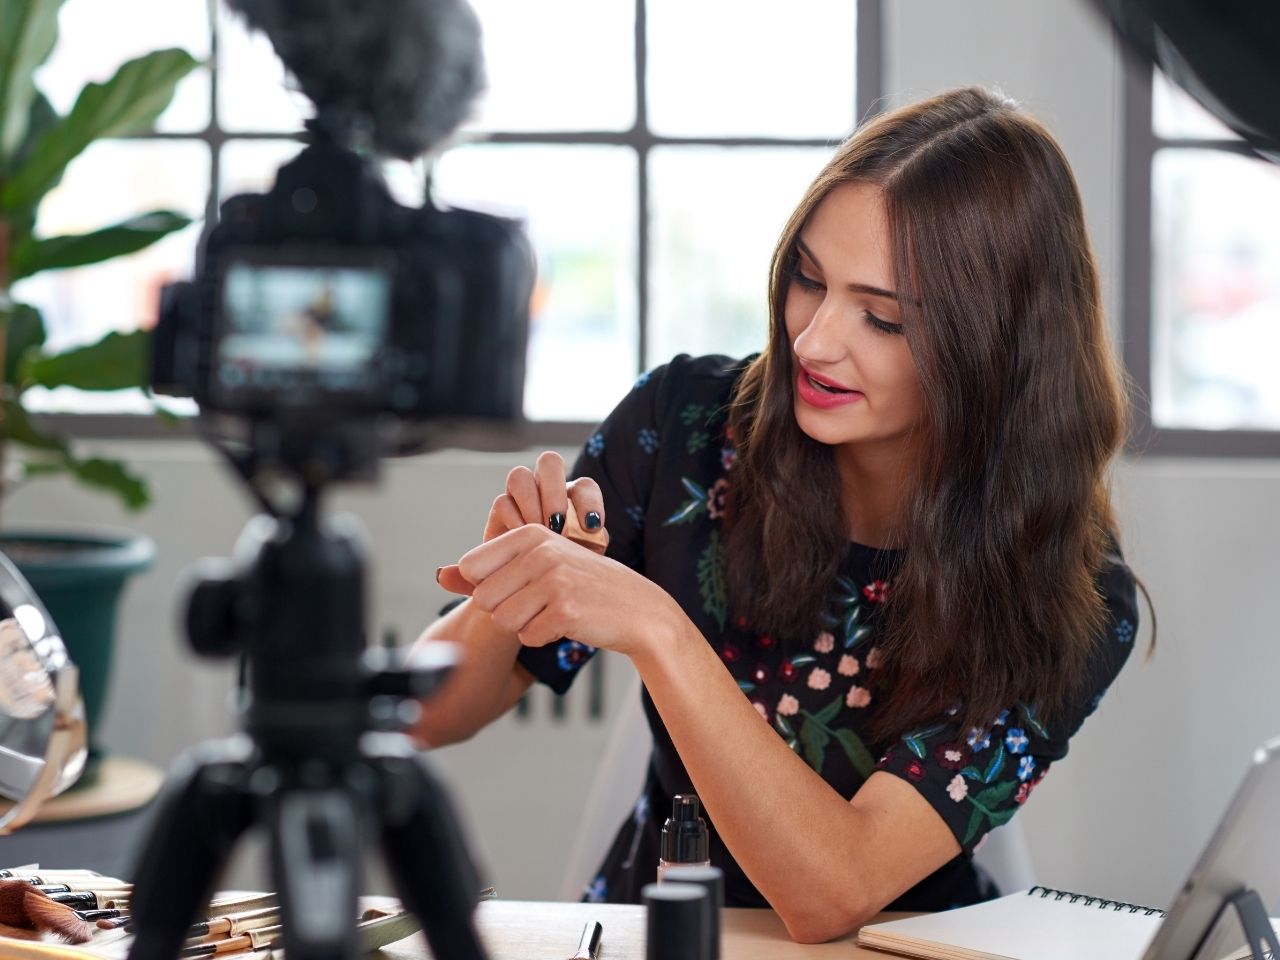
[631,619,958,942]
[411,597,534,747]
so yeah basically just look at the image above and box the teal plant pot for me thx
[0,530,155,782]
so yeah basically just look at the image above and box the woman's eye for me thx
[865,311,905,336]
[789,270,823,292]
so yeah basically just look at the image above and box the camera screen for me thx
[215,258,391,403]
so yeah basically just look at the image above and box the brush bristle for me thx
[24,891,94,943]
[0,879,37,927]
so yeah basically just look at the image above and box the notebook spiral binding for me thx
[1028,885,1166,918]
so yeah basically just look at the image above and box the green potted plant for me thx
[0,0,198,773]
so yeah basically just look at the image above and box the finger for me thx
[517,605,576,649]
[436,564,476,596]
[534,451,569,533]
[457,524,557,589]
[564,501,609,555]
[469,541,547,615]
[505,466,542,525]
[483,494,526,542]
[566,477,605,529]
[488,584,552,639]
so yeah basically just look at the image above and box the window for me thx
[18,0,883,428]
[1123,60,1280,455]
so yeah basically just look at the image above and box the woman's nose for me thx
[792,298,847,361]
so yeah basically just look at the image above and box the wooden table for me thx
[377,900,910,959]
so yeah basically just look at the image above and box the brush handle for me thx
[47,890,133,909]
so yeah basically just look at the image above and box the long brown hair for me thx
[724,86,1127,740]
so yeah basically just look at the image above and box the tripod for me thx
[125,477,489,960]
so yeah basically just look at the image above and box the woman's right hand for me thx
[438,451,607,594]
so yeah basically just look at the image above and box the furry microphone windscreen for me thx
[223,0,486,159]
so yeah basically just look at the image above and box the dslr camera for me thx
[150,132,532,442]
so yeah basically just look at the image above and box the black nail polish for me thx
[549,512,565,534]
[585,511,602,530]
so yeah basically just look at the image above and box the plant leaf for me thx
[2,301,45,386]
[2,47,199,210]
[24,329,148,391]
[3,398,67,452]
[0,0,64,163]
[65,455,150,510]
[833,728,876,780]
[12,210,191,280]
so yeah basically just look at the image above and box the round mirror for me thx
[0,549,87,833]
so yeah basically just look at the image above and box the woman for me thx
[415,86,1141,944]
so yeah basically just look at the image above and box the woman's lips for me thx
[794,367,865,409]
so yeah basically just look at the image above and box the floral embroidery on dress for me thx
[557,641,594,672]
[890,700,1052,845]
[586,431,605,457]
[638,427,660,454]
[1115,618,1135,643]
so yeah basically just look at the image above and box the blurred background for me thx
[6,0,1279,911]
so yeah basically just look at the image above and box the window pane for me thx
[219,139,305,201]
[432,145,638,421]
[35,0,210,132]
[12,141,210,352]
[1152,68,1239,142]
[1151,149,1280,430]
[647,1,855,138]
[648,146,830,369]
[217,3,309,132]
[463,0,634,133]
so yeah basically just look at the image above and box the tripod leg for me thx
[126,739,256,960]
[372,742,490,960]
[268,784,361,960]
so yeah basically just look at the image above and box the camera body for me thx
[151,138,532,424]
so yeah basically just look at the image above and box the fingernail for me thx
[435,566,443,583]
[548,512,565,534]
[585,511,602,530]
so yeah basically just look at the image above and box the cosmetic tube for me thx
[660,865,723,960]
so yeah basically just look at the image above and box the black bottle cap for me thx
[661,794,709,864]
[660,866,723,960]
[643,882,710,960]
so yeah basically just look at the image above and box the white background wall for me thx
[6,0,1279,914]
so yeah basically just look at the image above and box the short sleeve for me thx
[515,364,669,693]
[875,551,1140,853]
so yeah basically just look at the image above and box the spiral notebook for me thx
[856,885,1167,960]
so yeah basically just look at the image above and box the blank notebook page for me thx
[856,889,1163,960]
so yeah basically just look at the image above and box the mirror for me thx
[0,549,87,834]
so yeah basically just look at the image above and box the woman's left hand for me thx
[437,524,681,658]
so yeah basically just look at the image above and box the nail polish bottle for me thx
[657,794,709,882]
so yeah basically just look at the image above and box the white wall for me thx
[6,0,1278,914]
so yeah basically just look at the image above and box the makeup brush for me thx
[46,889,133,910]
[180,923,283,957]
[33,879,131,894]
[185,905,281,941]
[96,893,282,931]
[18,888,95,943]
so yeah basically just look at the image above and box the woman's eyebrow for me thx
[796,235,899,301]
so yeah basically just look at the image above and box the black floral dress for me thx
[516,354,1139,912]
